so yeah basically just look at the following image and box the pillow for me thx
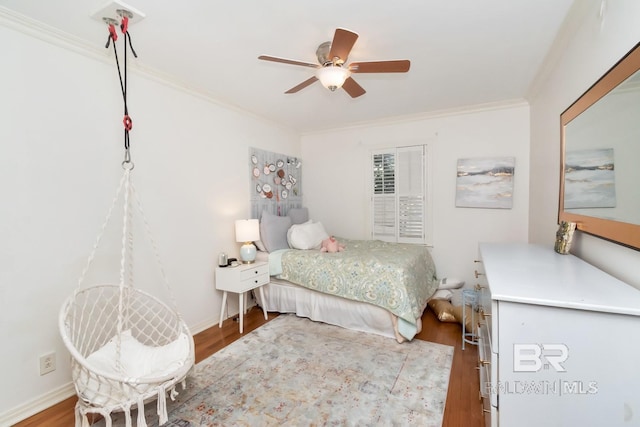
[430,289,453,301]
[437,277,465,290]
[259,211,292,252]
[287,208,309,225]
[427,299,457,323]
[85,330,190,378]
[287,221,329,250]
[254,240,266,252]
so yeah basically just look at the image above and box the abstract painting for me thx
[456,157,515,209]
[564,148,615,209]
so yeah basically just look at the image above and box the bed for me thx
[253,209,439,342]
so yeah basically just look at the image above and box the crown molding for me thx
[0,6,298,136]
[301,98,529,136]
[0,6,110,62]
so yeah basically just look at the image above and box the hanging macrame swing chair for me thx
[58,14,194,427]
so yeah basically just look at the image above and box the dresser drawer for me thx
[478,320,499,409]
[475,259,498,354]
[475,253,499,415]
[481,393,492,427]
[477,322,491,396]
[478,289,493,350]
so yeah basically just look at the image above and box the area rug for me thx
[106,314,453,426]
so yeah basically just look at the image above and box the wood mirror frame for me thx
[559,41,640,250]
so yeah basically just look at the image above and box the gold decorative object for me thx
[554,221,577,254]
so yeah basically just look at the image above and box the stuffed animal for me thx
[320,236,345,253]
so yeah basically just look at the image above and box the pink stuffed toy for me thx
[320,236,345,253]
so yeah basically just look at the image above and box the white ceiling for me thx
[1,0,575,133]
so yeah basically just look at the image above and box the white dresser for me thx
[476,243,640,427]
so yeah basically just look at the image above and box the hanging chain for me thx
[105,14,138,169]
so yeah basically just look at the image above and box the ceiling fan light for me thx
[316,66,350,91]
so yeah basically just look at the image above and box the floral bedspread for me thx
[278,238,438,340]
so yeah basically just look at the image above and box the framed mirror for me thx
[559,41,640,250]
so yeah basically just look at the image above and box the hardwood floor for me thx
[417,307,484,427]
[15,307,482,427]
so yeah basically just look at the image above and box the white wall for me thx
[529,0,640,288]
[7,0,640,422]
[0,23,299,420]
[301,103,530,290]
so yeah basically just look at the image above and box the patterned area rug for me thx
[107,314,453,426]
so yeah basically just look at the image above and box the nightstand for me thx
[215,261,269,333]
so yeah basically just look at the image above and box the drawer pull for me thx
[474,260,482,263]
[475,283,486,290]
[479,359,490,366]
[483,408,491,414]
[474,269,484,278]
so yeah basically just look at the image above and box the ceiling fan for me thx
[258,28,410,98]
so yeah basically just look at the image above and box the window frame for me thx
[369,144,433,246]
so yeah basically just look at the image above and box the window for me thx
[371,145,430,245]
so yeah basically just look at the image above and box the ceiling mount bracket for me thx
[116,9,134,19]
[101,17,119,26]
[90,0,146,26]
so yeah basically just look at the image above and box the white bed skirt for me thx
[255,278,402,341]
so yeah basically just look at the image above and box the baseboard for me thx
[189,300,260,335]
[0,382,75,426]
[190,316,220,336]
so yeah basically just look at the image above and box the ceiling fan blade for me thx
[342,77,366,98]
[285,76,319,94]
[328,28,359,63]
[349,60,411,73]
[258,55,319,69]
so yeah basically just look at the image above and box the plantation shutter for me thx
[371,146,427,244]
[397,146,425,244]
[372,152,396,240]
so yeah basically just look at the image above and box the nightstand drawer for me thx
[240,272,269,289]
[240,264,269,281]
[215,261,270,293]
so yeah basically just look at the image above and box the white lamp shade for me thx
[235,219,260,243]
[316,66,350,91]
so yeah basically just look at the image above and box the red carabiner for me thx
[123,115,133,131]
[108,24,118,42]
[120,16,129,34]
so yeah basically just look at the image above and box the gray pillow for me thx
[260,211,292,252]
[288,207,309,225]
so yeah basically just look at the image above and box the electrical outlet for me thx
[39,352,56,376]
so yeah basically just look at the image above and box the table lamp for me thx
[235,219,260,263]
